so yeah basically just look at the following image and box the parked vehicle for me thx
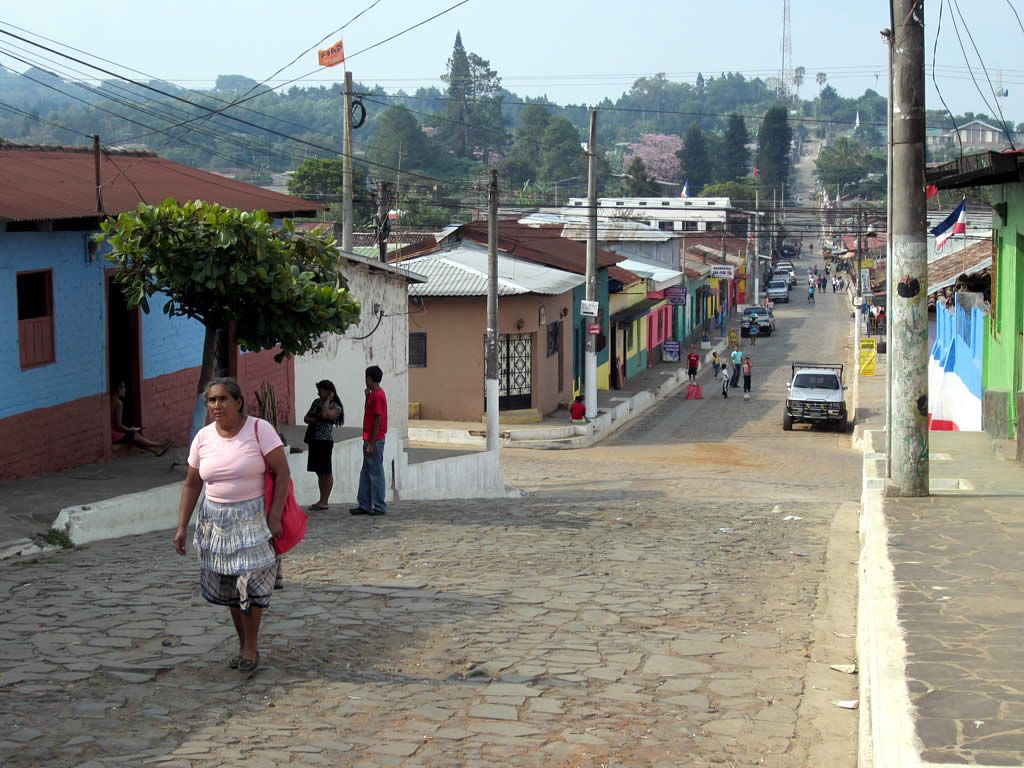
[767,279,790,303]
[773,265,797,287]
[741,306,776,337]
[783,362,849,432]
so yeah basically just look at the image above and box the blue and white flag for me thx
[930,199,966,252]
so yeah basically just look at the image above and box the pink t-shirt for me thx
[187,417,282,504]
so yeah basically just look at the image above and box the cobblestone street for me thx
[0,292,861,767]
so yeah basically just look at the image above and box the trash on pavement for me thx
[783,515,802,521]
[829,664,857,675]
[833,700,859,709]
[788,550,809,557]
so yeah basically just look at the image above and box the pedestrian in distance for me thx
[720,364,731,398]
[303,379,343,511]
[351,366,388,517]
[730,344,743,388]
[110,381,170,456]
[711,351,720,378]
[175,377,289,674]
[808,283,815,304]
[743,356,753,395]
[686,347,700,383]
[570,395,588,424]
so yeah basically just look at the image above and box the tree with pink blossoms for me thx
[623,133,683,183]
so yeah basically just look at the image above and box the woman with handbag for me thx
[303,379,343,510]
[174,377,290,674]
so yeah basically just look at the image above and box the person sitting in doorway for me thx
[111,381,169,456]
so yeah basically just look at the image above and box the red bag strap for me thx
[253,418,270,471]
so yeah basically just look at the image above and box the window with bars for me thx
[409,332,427,367]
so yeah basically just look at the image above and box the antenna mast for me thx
[779,0,793,100]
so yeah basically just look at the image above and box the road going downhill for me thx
[0,269,862,768]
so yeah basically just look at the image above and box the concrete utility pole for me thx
[754,181,760,305]
[856,202,863,297]
[342,70,354,253]
[584,111,598,419]
[884,25,895,478]
[889,0,929,496]
[485,169,500,452]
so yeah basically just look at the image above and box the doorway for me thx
[106,274,142,427]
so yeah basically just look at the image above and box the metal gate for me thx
[485,332,532,410]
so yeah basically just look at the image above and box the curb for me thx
[857,429,920,768]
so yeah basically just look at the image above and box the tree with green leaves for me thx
[621,156,659,196]
[98,200,361,435]
[286,158,373,226]
[431,32,508,163]
[366,105,429,173]
[792,66,806,101]
[500,103,551,186]
[720,113,750,183]
[700,180,755,207]
[537,116,584,184]
[677,123,711,193]
[756,106,792,198]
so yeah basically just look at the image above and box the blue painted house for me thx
[0,144,320,481]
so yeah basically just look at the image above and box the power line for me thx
[0,98,93,139]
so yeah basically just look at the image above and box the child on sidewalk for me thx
[720,364,730,398]
[711,351,720,377]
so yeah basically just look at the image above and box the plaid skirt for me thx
[194,496,281,613]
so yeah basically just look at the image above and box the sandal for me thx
[308,503,329,511]
[228,655,241,669]
[237,655,259,673]
[156,443,170,457]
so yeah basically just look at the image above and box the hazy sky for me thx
[1,0,1021,121]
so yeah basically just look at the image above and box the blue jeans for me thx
[357,439,386,513]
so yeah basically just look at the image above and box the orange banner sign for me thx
[317,39,345,67]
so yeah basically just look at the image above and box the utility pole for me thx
[754,181,760,305]
[375,181,392,263]
[856,202,863,297]
[889,0,929,496]
[485,170,500,452]
[884,25,895,479]
[342,70,354,253]
[92,134,103,217]
[585,110,599,419]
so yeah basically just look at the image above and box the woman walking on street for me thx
[742,357,753,394]
[174,377,289,674]
[303,379,343,510]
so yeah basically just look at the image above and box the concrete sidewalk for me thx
[856,351,1024,766]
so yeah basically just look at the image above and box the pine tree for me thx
[621,157,659,196]
[677,123,711,193]
[720,113,751,183]
[438,32,472,158]
[756,106,793,199]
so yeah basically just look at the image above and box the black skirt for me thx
[307,439,334,475]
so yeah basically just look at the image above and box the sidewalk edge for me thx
[857,428,922,768]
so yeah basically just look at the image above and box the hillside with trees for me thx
[2,32,1015,226]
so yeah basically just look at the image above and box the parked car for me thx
[783,362,849,432]
[767,279,790,303]
[741,306,776,337]
[773,267,796,288]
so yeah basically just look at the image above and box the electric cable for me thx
[930,0,964,158]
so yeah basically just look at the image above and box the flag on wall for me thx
[930,198,966,251]
[680,180,689,198]
[318,39,345,67]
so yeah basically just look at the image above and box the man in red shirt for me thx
[351,365,388,516]
[686,348,700,383]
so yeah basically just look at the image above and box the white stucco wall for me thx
[293,258,412,442]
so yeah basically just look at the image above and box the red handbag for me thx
[254,420,308,555]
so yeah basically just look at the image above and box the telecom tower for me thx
[778,0,793,100]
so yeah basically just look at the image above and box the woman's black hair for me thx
[316,379,338,398]
[204,377,244,411]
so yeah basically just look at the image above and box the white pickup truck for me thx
[766,279,790,303]
[783,362,850,432]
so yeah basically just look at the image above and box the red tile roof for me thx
[0,144,323,222]
[459,220,639,284]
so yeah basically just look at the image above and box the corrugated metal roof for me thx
[403,244,584,297]
[0,144,323,221]
[614,258,683,289]
[519,213,677,242]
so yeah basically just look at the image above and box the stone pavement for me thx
[0,472,846,767]
[857,350,1024,766]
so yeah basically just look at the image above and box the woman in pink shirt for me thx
[174,377,291,673]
